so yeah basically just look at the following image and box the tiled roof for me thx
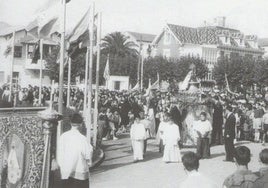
[167,24,199,44]
[166,23,246,46]
[127,31,156,43]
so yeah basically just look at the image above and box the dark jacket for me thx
[224,113,236,139]
[253,167,268,188]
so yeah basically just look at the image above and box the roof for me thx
[258,38,268,47]
[153,23,262,51]
[0,22,25,36]
[20,35,58,45]
[127,31,156,43]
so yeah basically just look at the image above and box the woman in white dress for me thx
[130,114,146,162]
[162,113,181,163]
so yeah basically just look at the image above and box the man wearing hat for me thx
[58,113,93,188]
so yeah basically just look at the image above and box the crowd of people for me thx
[2,83,268,187]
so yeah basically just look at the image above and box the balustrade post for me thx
[38,109,62,188]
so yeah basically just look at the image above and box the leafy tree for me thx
[101,32,139,57]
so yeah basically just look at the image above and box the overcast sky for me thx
[0,0,268,38]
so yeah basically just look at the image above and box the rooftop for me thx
[127,31,156,43]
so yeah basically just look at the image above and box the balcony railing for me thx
[25,59,47,70]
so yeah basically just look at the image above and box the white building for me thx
[0,22,58,87]
[152,17,264,81]
[106,75,129,91]
[258,38,268,59]
[124,31,156,58]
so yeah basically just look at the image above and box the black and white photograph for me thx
[0,0,268,187]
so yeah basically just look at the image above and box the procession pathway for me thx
[91,134,266,188]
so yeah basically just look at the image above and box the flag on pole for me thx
[130,82,140,92]
[151,73,160,90]
[179,70,192,90]
[103,55,110,80]
[144,79,152,97]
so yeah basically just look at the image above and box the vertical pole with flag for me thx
[140,55,144,91]
[93,12,101,147]
[83,50,89,113]
[67,57,71,107]
[103,54,110,89]
[86,2,95,145]
[57,0,66,160]
[38,39,43,106]
[9,31,15,103]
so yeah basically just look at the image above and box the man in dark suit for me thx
[224,105,236,162]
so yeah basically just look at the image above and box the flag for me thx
[130,82,139,92]
[31,40,40,64]
[179,70,192,90]
[3,34,14,57]
[151,73,160,90]
[103,55,110,80]
[144,79,152,97]
[26,2,61,37]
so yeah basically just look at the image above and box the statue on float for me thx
[176,64,213,146]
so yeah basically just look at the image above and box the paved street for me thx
[91,134,267,188]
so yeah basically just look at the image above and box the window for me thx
[14,46,22,58]
[163,49,171,58]
[225,37,228,43]
[164,31,171,45]
[114,81,120,90]
[27,44,35,59]
[12,72,19,84]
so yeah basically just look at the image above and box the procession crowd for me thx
[2,83,268,187]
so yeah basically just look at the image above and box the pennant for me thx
[179,70,192,90]
[151,73,160,90]
[130,82,140,92]
[31,40,40,64]
[103,55,110,80]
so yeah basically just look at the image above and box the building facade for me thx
[0,23,58,87]
[152,17,264,80]
[258,38,268,59]
[124,31,156,58]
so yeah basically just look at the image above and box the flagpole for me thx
[83,49,89,113]
[86,2,95,145]
[93,12,101,147]
[38,39,43,106]
[140,55,144,91]
[67,57,71,107]
[9,31,15,103]
[57,0,66,160]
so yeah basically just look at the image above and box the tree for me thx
[101,32,139,57]
[213,55,268,90]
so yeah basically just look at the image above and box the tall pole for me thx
[9,31,15,103]
[140,55,144,91]
[86,2,95,145]
[93,12,101,147]
[67,57,71,107]
[57,0,66,160]
[83,50,89,114]
[38,39,43,106]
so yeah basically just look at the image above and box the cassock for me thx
[162,122,181,162]
[130,122,146,160]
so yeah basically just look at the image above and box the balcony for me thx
[25,59,47,70]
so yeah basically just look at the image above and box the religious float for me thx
[175,67,213,146]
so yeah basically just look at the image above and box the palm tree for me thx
[101,32,138,57]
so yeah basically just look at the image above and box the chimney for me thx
[216,16,226,27]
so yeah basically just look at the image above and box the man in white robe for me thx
[58,113,93,188]
[130,114,146,162]
[162,113,181,163]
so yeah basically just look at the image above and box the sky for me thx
[0,0,268,38]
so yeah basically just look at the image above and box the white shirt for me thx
[58,127,93,180]
[130,122,146,140]
[180,171,218,188]
[193,120,212,137]
[162,122,180,146]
